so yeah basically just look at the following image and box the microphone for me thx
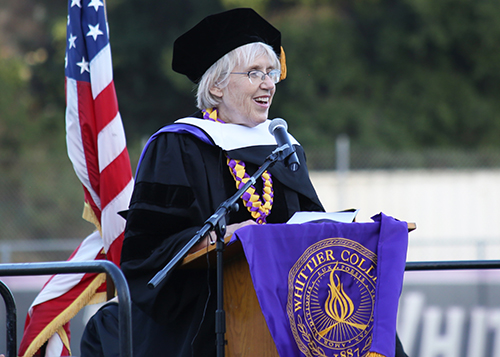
[268,118,300,172]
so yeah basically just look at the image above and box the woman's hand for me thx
[224,219,257,238]
[188,219,257,253]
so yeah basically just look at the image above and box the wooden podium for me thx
[181,238,279,356]
[180,222,416,356]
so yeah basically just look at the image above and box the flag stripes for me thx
[19,0,134,355]
[19,232,107,357]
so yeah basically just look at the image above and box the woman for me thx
[81,8,407,357]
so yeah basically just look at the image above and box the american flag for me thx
[19,0,133,355]
[65,0,134,265]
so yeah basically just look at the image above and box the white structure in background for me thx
[310,168,500,261]
[310,163,500,356]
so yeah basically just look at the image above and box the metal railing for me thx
[0,260,132,357]
[1,259,499,357]
[0,281,16,357]
[405,260,500,271]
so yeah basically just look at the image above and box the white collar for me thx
[175,117,299,151]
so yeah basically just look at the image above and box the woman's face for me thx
[211,55,276,127]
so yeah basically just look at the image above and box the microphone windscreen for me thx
[269,118,288,134]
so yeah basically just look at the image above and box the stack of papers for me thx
[287,209,359,224]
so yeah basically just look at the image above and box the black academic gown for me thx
[80,113,407,357]
[115,114,322,357]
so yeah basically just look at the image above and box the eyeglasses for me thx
[230,69,281,84]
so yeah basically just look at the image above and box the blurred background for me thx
[2,0,500,262]
[1,0,500,355]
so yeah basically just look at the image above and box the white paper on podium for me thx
[286,209,359,224]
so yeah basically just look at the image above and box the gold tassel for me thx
[367,353,386,357]
[82,201,102,235]
[280,46,287,81]
[88,290,108,305]
[23,273,107,357]
[56,325,71,355]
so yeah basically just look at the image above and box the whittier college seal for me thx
[287,238,377,357]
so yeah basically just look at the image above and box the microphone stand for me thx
[148,143,296,357]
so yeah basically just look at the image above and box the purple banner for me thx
[232,213,408,357]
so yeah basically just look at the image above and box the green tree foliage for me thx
[15,0,499,152]
[106,0,225,140]
[0,56,30,161]
[0,56,32,239]
[269,0,500,151]
[6,0,500,152]
[0,0,93,240]
[3,0,500,242]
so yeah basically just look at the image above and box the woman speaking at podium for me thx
[81,8,407,357]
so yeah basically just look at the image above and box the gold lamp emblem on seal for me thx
[287,238,377,356]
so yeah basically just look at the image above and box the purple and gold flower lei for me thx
[203,108,274,224]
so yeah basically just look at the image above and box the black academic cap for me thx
[172,8,282,83]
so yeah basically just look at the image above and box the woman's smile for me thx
[214,55,276,127]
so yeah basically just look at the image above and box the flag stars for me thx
[87,23,104,41]
[68,34,77,49]
[76,56,90,74]
[88,0,104,11]
[71,0,81,8]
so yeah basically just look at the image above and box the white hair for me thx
[196,42,280,110]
